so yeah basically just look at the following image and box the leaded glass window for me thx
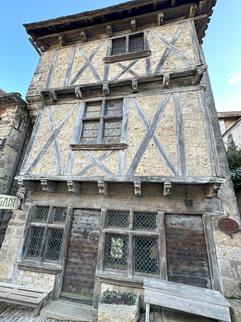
[111,33,145,56]
[80,99,123,145]
[24,206,67,264]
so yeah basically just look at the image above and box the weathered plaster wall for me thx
[223,120,241,149]
[21,89,212,178]
[26,20,201,99]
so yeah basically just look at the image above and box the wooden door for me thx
[61,209,100,304]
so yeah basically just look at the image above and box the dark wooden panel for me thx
[165,214,211,289]
[61,209,100,302]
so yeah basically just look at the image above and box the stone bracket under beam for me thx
[75,86,83,99]
[103,83,110,96]
[18,179,36,192]
[192,65,207,84]
[131,19,137,32]
[132,78,138,93]
[67,181,80,194]
[164,180,172,196]
[163,73,170,88]
[49,90,58,103]
[157,12,165,25]
[98,180,108,195]
[134,181,141,197]
[40,179,57,193]
[107,24,113,37]
[205,182,221,198]
[80,31,87,42]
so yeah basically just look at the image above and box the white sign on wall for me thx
[0,194,20,210]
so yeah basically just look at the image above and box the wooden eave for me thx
[0,93,27,107]
[24,0,217,50]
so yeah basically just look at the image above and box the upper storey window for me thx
[81,99,123,144]
[104,32,151,64]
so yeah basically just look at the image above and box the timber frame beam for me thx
[24,0,217,50]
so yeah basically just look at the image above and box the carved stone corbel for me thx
[40,179,57,193]
[98,180,108,195]
[132,78,138,93]
[205,182,221,198]
[17,179,36,192]
[192,65,207,84]
[189,4,197,18]
[107,24,113,37]
[134,181,141,197]
[16,184,27,210]
[131,19,137,32]
[157,12,165,25]
[58,34,67,46]
[80,31,87,42]
[49,90,58,103]
[75,86,83,99]
[164,180,172,196]
[163,73,170,88]
[103,83,110,96]
[67,181,80,194]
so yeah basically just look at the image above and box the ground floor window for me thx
[23,206,68,264]
[103,210,160,276]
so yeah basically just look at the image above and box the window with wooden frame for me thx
[101,210,160,277]
[22,206,69,266]
[104,32,151,63]
[72,99,127,150]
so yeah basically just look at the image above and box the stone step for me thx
[40,299,96,322]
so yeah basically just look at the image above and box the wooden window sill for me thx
[17,261,63,275]
[70,143,128,151]
[104,50,151,64]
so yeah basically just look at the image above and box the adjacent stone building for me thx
[0,0,240,321]
[0,90,30,246]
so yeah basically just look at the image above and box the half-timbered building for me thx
[0,0,240,321]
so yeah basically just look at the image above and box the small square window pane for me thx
[53,207,67,223]
[25,227,44,259]
[85,102,102,119]
[104,233,128,270]
[45,229,64,261]
[105,100,123,117]
[112,37,126,55]
[33,206,49,222]
[134,212,157,230]
[134,236,158,274]
[103,120,122,143]
[80,121,99,143]
[129,33,144,53]
[106,210,129,228]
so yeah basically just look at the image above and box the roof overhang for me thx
[24,0,217,50]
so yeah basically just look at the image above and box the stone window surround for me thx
[104,31,151,64]
[17,205,72,274]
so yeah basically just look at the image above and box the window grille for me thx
[104,233,128,270]
[33,206,49,222]
[24,206,67,264]
[103,210,160,276]
[111,33,145,56]
[106,210,129,228]
[112,37,126,55]
[129,34,144,53]
[80,99,123,145]
[25,227,45,259]
[45,229,64,261]
[134,212,157,230]
[134,236,158,274]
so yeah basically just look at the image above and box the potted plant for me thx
[98,290,139,322]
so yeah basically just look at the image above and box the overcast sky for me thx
[0,0,240,112]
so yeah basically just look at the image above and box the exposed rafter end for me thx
[189,4,197,18]
[58,34,67,46]
[192,65,207,84]
[98,180,108,195]
[67,180,80,194]
[107,24,113,37]
[80,31,87,42]
[131,19,137,32]
[75,86,83,99]
[163,73,170,88]
[49,90,58,103]
[164,180,172,196]
[205,182,221,198]
[40,179,57,193]
[132,78,138,93]
[134,181,141,197]
[103,83,110,96]
[157,12,165,26]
